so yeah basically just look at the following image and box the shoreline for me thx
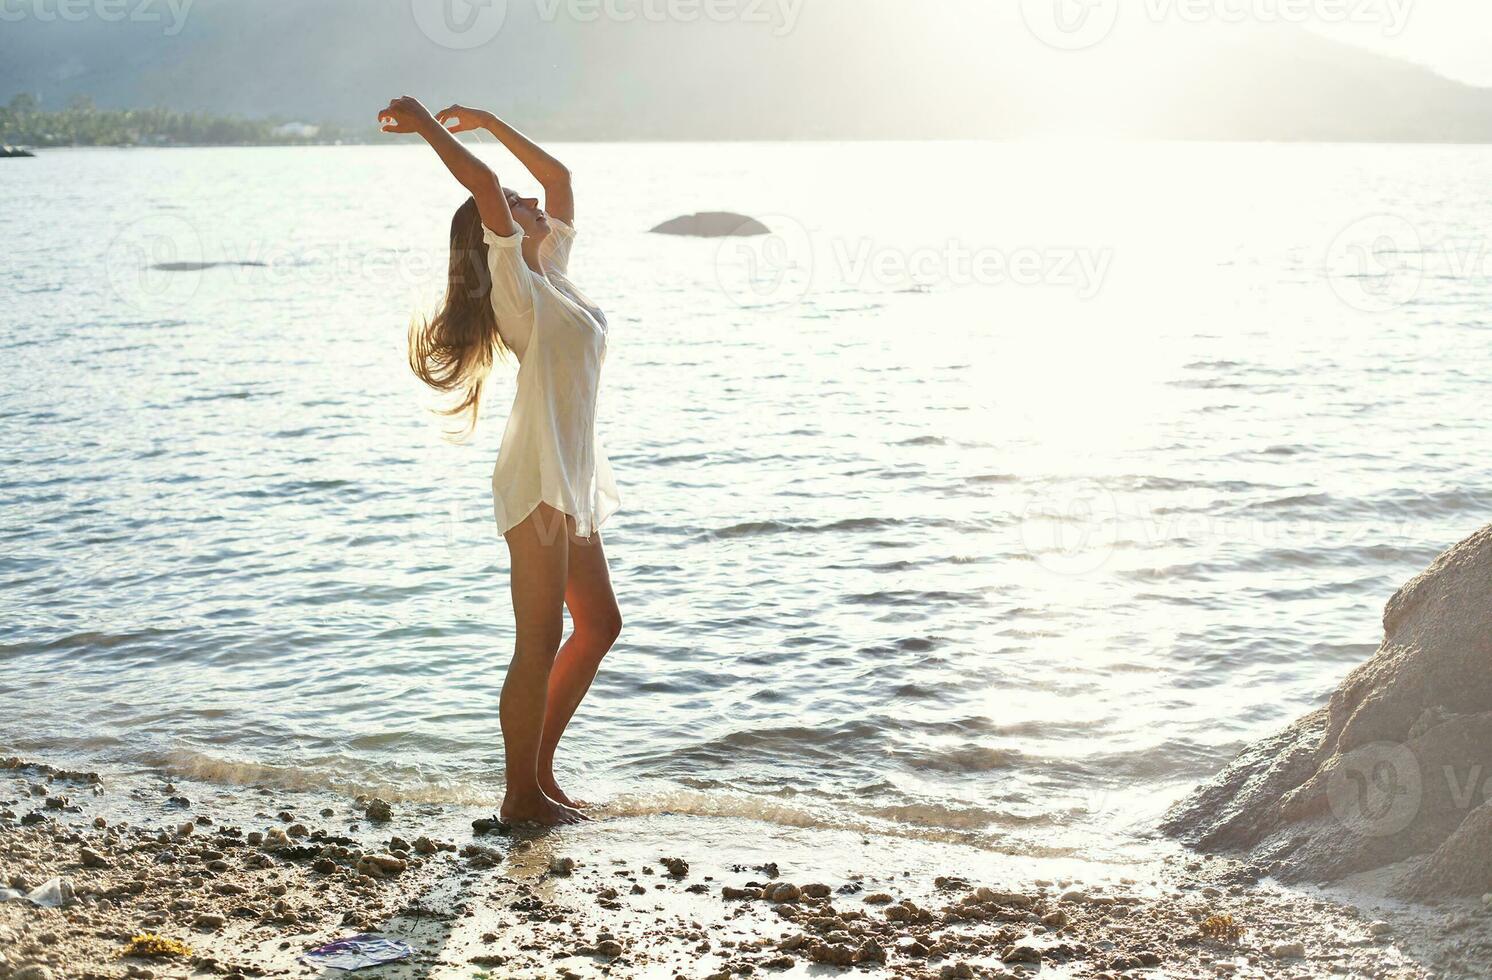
[4,757,1488,978]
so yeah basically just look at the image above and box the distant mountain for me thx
[1,0,1489,141]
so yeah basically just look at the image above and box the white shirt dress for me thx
[482,217,618,538]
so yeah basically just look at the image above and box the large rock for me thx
[649,212,768,237]
[1161,523,1492,897]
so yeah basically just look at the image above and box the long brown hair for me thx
[408,197,508,439]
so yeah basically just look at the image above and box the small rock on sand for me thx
[764,882,800,903]
[356,854,406,878]
[976,887,1035,907]
[471,816,507,836]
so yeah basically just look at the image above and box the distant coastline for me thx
[7,97,1492,149]
[8,87,1492,148]
[0,95,357,149]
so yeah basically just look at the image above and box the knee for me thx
[580,606,623,650]
[515,616,565,659]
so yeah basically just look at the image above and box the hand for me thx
[435,104,492,134]
[378,96,436,135]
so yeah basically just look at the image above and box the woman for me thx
[380,95,621,828]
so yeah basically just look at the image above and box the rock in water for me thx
[649,212,769,237]
[1161,523,1492,896]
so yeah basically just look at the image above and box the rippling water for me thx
[3,142,1489,858]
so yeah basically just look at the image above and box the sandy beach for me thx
[4,756,1490,980]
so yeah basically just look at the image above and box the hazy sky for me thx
[993,0,1491,85]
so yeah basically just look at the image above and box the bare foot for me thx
[539,772,589,810]
[499,791,587,827]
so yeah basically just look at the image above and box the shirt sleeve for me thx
[539,217,577,278]
[482,223,536,324]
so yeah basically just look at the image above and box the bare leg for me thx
[538,527,622,808]
[498,504,585,827]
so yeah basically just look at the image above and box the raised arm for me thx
[435,105,574,226]
[378,96,514,236]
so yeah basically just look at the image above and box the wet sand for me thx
[2,757,1489,979]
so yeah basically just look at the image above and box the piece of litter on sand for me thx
[0,877,73,907]
[298,934,415,971]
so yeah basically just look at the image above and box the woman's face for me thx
[505,188,550,242]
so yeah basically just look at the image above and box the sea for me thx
[3,140,1490,862]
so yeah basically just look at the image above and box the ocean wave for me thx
[702,516,956,540]
[1,626,182,659]
[1122,542,1438,580]
[141,748,501,807]
[842,588,981,607]
[899,744,1022,773]
[107,748,1061,847]
[1100,473,1490,527]
[602,787,1047,848]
